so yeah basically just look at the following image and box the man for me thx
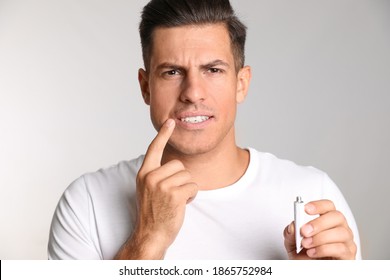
[48,0,360,260]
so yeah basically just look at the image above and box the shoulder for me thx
[49,155,145,259]
[247,148,338,199]
[82,155,144,188]
[247,147,351,214]
[249,147,325,180]
[64,155,145,201]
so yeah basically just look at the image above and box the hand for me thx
[132,119,198,258]
[283,199,357,260]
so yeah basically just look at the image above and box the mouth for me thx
[175,111,214,129]
[180,115,210,124]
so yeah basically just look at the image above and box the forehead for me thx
[150,24,234,66]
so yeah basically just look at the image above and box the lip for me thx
[176,111,213,118]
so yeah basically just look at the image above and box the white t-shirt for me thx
[48,148,361,259]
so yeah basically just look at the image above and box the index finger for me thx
[141,118,175,173]
[305,199,336,215]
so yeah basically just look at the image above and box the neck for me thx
[162,139,249,191]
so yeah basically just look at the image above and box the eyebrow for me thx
[202,59,230,69]
[155,59,231,72]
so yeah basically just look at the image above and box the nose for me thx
[179,71,206,104]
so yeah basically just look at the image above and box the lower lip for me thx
[175,117,214,130]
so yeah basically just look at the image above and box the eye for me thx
[164,69,181,76]
[208,68,223,74]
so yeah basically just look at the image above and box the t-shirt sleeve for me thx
[321,173,362,260]
[47,176,102,259]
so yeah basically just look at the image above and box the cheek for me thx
[149,90,177,122]
[149,79,179,105]
[150,99,169,119]
[213,85,238,110]
[213,77,238,99]
[216,91,238,123]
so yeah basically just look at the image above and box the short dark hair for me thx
[139,0,247,72]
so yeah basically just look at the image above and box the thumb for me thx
[283,222,297,255]
[284,221,309,260]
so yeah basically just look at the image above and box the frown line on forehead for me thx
[155,59,231,71]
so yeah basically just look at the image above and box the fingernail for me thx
[302,237,313,247]
[307,248,316,257]
[166,119,175,127]
[301,224,313,236]
[287,222,294,234]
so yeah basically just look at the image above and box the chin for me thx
[167,140,217,157]
[167,124,235,157]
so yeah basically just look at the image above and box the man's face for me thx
[139,24,251,156]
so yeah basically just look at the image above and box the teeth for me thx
[181,116,210,124]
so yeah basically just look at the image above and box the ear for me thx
[236,66,252,104]
[138,68,150,105]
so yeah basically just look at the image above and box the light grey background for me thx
[0,0,389,259]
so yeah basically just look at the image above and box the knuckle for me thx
[324,199,336,209]
[136,168,146,180]
[338,226,352,241]
[340,243,355,259]
[347,227,354,240]
[323,199,333,205]
[332,210,347,224]
[136,173,145,188]
[157,179,171,192]
[143,171,159,188]
[333,209,343,219]
[172,187,190,203]
[169,159,185,170]
[335,243,349,257]
[180,170,192,181]
[190,182,199,190]
[350,242,357,257]
[333,209,343,217]
[182,181,197,190]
